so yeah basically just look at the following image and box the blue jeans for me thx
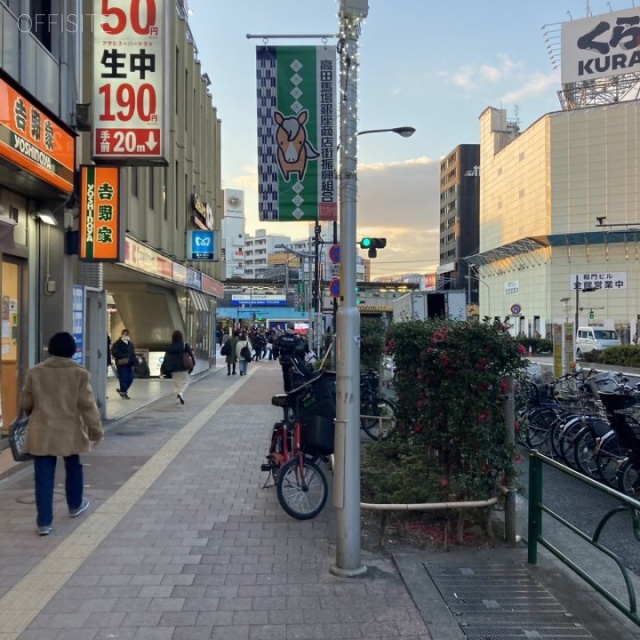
[117,365,134,393]
[33,455,84,527]
[239,359,248,375]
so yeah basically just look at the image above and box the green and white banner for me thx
[256,46,337,222]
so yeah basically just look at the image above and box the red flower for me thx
[478,409,490,423]
[414,424,423,433]
[440,478,449,488]
[515,453,523,463]
[416,399,425,410]
[500,379,509,391]
[517,344,527,355]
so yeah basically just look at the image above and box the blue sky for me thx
[188,0,624,278]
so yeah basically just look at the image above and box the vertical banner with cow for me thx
[256,46,337,222]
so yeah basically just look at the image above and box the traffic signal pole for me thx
[331,0,367,577]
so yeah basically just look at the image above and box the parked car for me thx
[575,326,621,358]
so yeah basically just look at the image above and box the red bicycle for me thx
[261,371,334,520]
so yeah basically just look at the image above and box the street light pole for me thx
[332,126,415,337]
[332,0,367,577]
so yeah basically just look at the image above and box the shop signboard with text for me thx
[79,165,125,261]
[0,74,75,193]
[92,0,168,164]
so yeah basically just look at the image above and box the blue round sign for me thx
[329,244,340,263]
[329,279,340,298]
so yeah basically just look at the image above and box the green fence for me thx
[528,451,640,627]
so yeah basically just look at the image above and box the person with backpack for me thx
[272,322,308,392]
[236,332,252,376]
[161,330,195,405]
[221,330,239,375]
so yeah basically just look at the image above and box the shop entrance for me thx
[0,258,24,438]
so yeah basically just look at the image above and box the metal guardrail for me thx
[528,450,640,627]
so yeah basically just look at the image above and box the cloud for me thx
[500,71,559,103]
[449,54,521,91]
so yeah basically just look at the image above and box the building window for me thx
[31,0,52,51]
[131,167,138,196]
[175,47,180,114]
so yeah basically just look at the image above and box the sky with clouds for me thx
[188,0,621,278]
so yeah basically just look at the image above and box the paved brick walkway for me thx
[0,363,431,640]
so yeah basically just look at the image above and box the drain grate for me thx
[424,563,595,639]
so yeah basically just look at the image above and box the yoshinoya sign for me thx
[562,9,640,84]
[92,0,168,164]
[0,74,75,193]
[79,165,125,261]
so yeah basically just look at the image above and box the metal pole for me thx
[504,375,517,544]
[331,0,367,577]
[574,275,579,360]
[308,247,313,343]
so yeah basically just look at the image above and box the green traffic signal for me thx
[359,237,387,258]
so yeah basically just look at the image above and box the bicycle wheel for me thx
[276,457,328,520]
[522,407,556,453]
[597,432,625,487]
[558,417,588,466]
[573,427,599,478]
[617,457,640,498]
[361,398,397,440]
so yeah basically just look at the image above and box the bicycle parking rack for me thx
[528,450,640,627]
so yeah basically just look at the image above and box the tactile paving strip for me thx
[424,563,595,639]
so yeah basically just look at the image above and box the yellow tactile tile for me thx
[0,383,236,638]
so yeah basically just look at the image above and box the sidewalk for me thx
[0,361,638,640]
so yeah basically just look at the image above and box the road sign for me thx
[329,244,340,263]
[329,264,340,278]
[510,304,522,315]
[329,279,340,298]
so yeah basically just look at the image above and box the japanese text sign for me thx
[562,9,640,84]
[80,165,124,261]
[92,0,167,163]
[256,46,337,222]
[0,76,75,192]
[570,272,627,290]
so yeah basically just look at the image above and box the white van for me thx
[575,326,621,358]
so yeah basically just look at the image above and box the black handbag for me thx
[8,410,33,462]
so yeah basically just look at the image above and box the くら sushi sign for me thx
[79,165,124,261]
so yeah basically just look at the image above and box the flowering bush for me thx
[363,318,527,506]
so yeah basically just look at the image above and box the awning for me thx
[464,231,640,267]
[189,289,209,312]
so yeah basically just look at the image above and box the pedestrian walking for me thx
[111,328,136,398]
[161,330,195,404]
[272,322,308,392]
[19,332,103,536]
[224,330,239,375]
[236,332,252,376]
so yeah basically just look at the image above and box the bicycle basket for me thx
[291,373,336,421]
[301,415,335,456]
[598,392,637,413]
[587,372,621,396]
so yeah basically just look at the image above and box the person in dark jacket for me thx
[225,330,239,375]
[161,330,195,405]
[111,329,136,399]
[272,322,308,391]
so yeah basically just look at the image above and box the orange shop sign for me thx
[79,165,124,262]
[0,76,75,192]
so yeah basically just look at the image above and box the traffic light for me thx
[359,237,387,258]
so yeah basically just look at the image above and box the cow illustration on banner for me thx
[256,46,337,222]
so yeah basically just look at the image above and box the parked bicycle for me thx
[261,369,335,520]
[360,369,397,440]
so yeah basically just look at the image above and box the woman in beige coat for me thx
[20,332,103,536]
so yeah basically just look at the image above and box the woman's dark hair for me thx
[48,331,77,358]
[171,330,184,343]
